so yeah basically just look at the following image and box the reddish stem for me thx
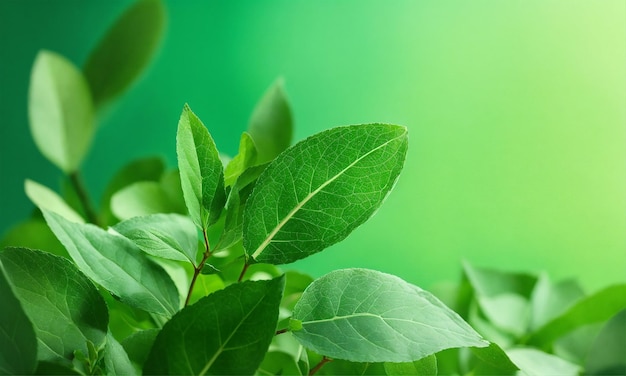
[309,356,332,376]
[238,261,250,282]
[184,228,211,306]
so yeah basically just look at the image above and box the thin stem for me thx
[69,171,99,226]
[309,356,332,376]
[275,328,288,336]
[237,261,250,282]
[184,228,212,306]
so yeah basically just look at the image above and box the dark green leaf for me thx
[25,179,84,223]
[585,309,626,375]
[214,185,244,252]
[111,181,184,220]
[291,268,487,362]
[469,342,519,375]
[257,352,304,376]
[103,332,134,376]
[506,348,580,375]
[34,361,80,375]
[224,132,258,187]
[384,354,437,375]
[309,356,385,376]
[42,210,180,316]
[0,265,37,375]
[113,213,198,265]
[176,104,226,229]
[121,329,159,371]
[526,284,626,347]
[248,78,292,163]
[244,124,408,264]
[29,50,95,173]
[83,0,165,106]
[0,248,107,362]
[144,276,285,375]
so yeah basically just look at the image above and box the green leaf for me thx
[463,262,537,298]
[28,50,95,173]
[526,284,626,347]
[83,0,165,107]
[585,309,626,375]
[113,213,198,265]
[469,342,519,375]
[257,352,304,376]
[248,78,293,163]
[34,361,80,375]
[384,354,437,375]
[291,268,487,363]
[224,132,258,187]
[476,293,530,338]
[0,219,68,258]
[25,179,84,223]
[506,348,581,376]
[144,276,285,375]
[176,104,226,229]
[244,124,408,264]
[121,329,159,371]
[42,210,180,316]
[111,181,184,220]
[529,274,585,331]
[0,264,37,375]
[0,248,108,363]
[100,157,165,225]
[103,332,134,376]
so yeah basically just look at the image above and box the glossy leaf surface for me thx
[244,124,408,264]
[291,268,487,362]
[144,276,284,375]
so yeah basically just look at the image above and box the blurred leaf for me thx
[144,276,285,375]
[25,179,84,223]
[111,181,183,220]
[248,78,293,163]
[100,157,165,225]
[42,210,180,316]
[526,284,626,347]
[244,124,408,265]
[552,323,602,365]
[186,273,225,306]
[469,342,518,375]
[0,219,68,258]
[529,274,585,331]
[506,348,580,376]
[159,169,187,212]
[214,185,244,252]
[83,0,165,106]
[176,104,226,229]
[224,132,258,187]
[477,293,530,338]
[257,351,304,376]
[121,329,159,372]
[113,213,198,265]
[384,354,437,375]
[34,361,80,375]
[585,309,626,375]
[103,332,134,376]
[309,356,385,376]
[29,50,95,173]
[0,248,108,363]
[463,262,537,298]
[102,290,155,342]
[0,265,37,375]
[291,268,487,362]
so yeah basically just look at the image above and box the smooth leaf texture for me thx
[248,78,292,163]
[585,309,626,375]
[121,329,159,371]
[0,248,108,363]
[29,50,95,173]
[42,210,179,316]
[144,276,285,375]
[25,179,84,223]
[244,124,408,265]
[529,274,585,331]
[291,268,487,362]
[104,332,135,376]
[113,213,198,265]
[111,181,184,220]
[526,284,626,347]
[0,219,68,258]
[224,132,258,186]
[384,354,437,375]
[506,348,580,376]
[177,104,226,229]
[83,0,165,106]
[469,342,519,375]
[0,265,37,375]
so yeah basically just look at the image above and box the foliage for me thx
[1,1,624,375]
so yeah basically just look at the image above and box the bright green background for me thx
[1,1,624,290]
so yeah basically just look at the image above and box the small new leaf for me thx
[224,132,258,187]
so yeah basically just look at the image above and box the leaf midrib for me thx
[251,131,405,260]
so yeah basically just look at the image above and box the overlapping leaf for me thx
[25,179,84,223]
[244,124,408,265]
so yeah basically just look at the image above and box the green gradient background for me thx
[1,1,624,290]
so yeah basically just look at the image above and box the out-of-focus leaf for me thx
[224,132,257,187]
[469,342,519,375]
[530,273,585,330]
[585,309,626,375]
[463,262,537,298]
[83,0,165,106]
[0,219,68,258]
[25,179,84,223]
[257,351,304,376]
[384,354,437,375]
[121,329,159,372]
[111,181,183,220]
[29,50,94,173]
[477,294,530,338]
[506,348,580,376]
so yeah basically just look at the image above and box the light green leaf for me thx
[244,124,408,265]
[257,351,304,376]
[526,284,626,347]
[111,181,183,220]
[585,309,626,375]
[384,354,437,375]
[42,210,179,316]
[104,332,134,376]
[469,342,519,375]
[0,248,108,363]
[100,157,165,225]
[144,276,285,375]
[248,78,292,163]
[463,262,537,298]
[83,0,165,107]
[0,219,68,259]
[25,179,84,223]
[529,274,585,331]
[113,213,198,265]
[28,50,94,173]
[176,104,226,229]
[477,293,530,338]
[121,329,159,372]
[224,132,258,187]
[0,264,37,375]
[506,348,580,376]
[291,268,487,363]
